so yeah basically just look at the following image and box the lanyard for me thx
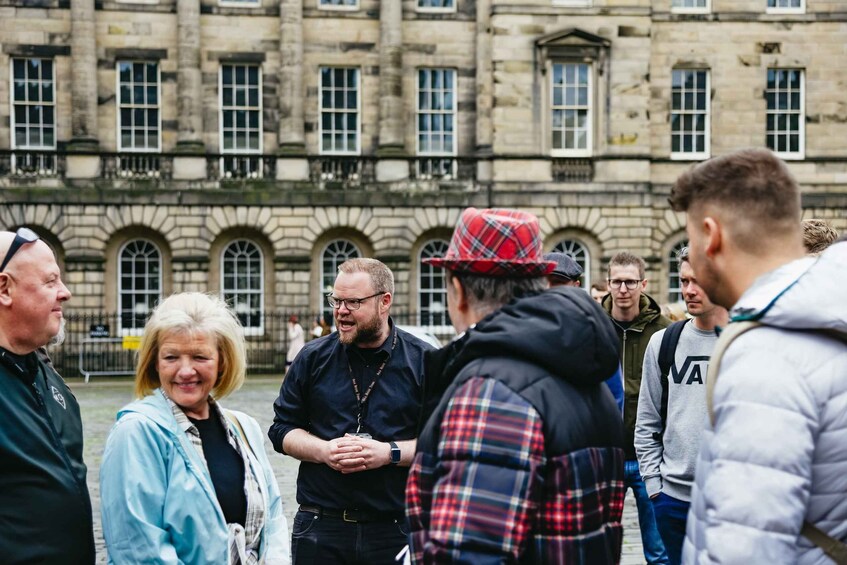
[347,327,398,433]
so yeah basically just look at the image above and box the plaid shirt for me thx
[407,376,625,563]
[166,394,265,565]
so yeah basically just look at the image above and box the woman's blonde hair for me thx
[134,292,247,400]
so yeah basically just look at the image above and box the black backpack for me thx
[651,318,690,442]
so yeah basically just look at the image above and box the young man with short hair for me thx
[602,251,671,565]
[671,148,847,563]
[634,247,728,565]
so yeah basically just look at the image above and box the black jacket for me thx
[0,349,95,564]
[411,287,626,562]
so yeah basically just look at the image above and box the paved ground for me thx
[71,377,647,564]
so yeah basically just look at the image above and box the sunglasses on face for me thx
[0,227,39,273]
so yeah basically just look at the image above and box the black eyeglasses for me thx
[0,227,39,273]
[607,278,642,290]
[326,292,385,311]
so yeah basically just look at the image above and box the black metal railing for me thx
[552,158,594,182]
[0,149,64,178]
[50,310,455,380]
[102,152,173,180]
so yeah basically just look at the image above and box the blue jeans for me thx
[291,509,408,565]
[652,492,690,565]
[625,460,669,565]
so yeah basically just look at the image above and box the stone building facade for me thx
[0,0,844,350]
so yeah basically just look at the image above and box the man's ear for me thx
[640,278,648,291]
[450,274,469,314]
[703,216,722,258]
[0,274,13,307]
[380,291,392,312]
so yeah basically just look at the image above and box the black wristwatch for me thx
[389,441,401,465]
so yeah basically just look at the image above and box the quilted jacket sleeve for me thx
[686,330,818,564]
[421,376,546,564]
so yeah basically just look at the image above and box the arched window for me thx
[551,238,590,288]
[119,239,161,334]
[222,240,263,334]
[668,240,689,303]
[419,240,450,327]
[320,239,361,316]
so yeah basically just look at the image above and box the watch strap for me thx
[389,441,401,464]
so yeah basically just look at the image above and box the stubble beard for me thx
[337,310,383,346]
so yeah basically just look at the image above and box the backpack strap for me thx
[706,320,847,563]
[654,319,690,441]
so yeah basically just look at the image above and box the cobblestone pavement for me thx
[72,377,646,564]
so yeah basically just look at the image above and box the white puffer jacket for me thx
[683,241,847,565]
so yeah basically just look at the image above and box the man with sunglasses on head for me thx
[602,251,672,565]
[0,228,95,564]
[269,258,434,565]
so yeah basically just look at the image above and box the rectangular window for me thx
[319,67,359,154]
[417,68,456,178]
[551,62,592,157]
[671,0,709,12]
[418,0,455,9]
[117,61,160,151]
[670,69,709,159]
[766,69,804,158]
[219,64,262,177]
[767,0,804,11]
[11,58,55,150]
[319,0,357,8]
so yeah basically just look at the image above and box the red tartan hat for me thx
[423,208,557,277]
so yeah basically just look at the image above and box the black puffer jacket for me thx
[409,287,625,563]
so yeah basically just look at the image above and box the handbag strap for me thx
[223,409,256,460]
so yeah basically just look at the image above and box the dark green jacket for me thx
[603,294,671,459]
[0,350,95,564]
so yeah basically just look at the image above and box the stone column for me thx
[173,0,206,180]
[67,0,100,178]
[376,0,407,182]
[475,0,493,182]
[276,0,309,181]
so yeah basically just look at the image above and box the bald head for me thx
[0,232,71,354]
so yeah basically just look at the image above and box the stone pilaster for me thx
[174,0,205,179]
[277,0,308,180]
[475,0,493,182]
[67,0,99,178]
[376,0,407,181]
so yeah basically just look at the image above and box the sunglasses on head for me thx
[0,227,40,273]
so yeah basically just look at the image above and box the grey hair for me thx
[448,271,547,318]
[677,246,690,265]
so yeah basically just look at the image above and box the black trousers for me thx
[291,509,408,565]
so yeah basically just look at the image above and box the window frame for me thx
[10,57,56,152]
[319,239,362,317]
[766,0,805,14]
[670,68,710,161]
[416,68,457,178]
[549,61,593,158]
[318,0,358,11]
[220,239,265,336]
[318,66,361,156]
[667,239,689,304]
[670,0,710,14]
[116,60,162,153]
[418,240,451,330]
[765,68,805,160]
[416,0,456,13]
[117,239,162,336]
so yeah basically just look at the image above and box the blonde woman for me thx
[100,292,290,564]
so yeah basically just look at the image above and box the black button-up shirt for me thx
[269,318,433,513]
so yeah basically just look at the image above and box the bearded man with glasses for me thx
[0,227,95,564]
[602,250,672,565]
[269,258,434,565]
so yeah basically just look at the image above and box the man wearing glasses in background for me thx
[602,251,672,565]
[0,228,95,564]
[269,258,434,564]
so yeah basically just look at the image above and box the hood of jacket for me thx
[433,286,620,391]
[731,241,847,335]
[116,389,184,438]
[602,293,665,333]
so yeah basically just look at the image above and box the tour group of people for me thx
[1,147,845,565]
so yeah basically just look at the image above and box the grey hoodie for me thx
[683,241,847,565]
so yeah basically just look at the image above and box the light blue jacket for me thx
[100,389,290,564]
